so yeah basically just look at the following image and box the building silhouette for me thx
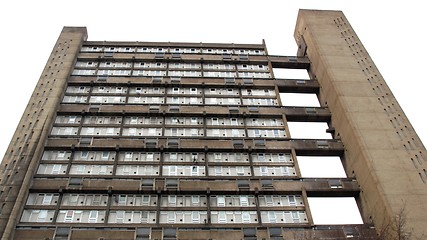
[0,9,425,240]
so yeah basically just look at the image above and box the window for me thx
[64,210,74,222]
[122,166,130,175]
[231,118,238,126]
[217,196,225,207]
[281,166,289,175]
[171,128,178,136]
[148,128,156,136]
[114,96,121,103]
[98,165,107,174]
[214,153,221,161]
[125,152,133,160]
[142,195,150,205]
[213,129,220,136]
[171,97,179,104]
[232,129,239,137]
[76,165,85,174]
[38,210,48,222]
[215,166,222,176]
[141,211,149,222]
[218,211,227,223]
[260,166,268,176]
[101,152,110,160]
[192,211,200,223]
[191,129,198,136]
[167,211,176,223]
[191,117,198,124]
[92,195,102,205]
[240,196,249,206]
[170,153,178,161]
[52,165,61,174]
[80,151,89,159]
[146,153,154,161]
[212,118,219,125]
[116,211,124,223]
[237,166,245,176]
[149,117,158,124]
[169,166,177,176]
[57,151,66,159]
[42,194,53,205]
[89,211,98,223]
[268,211,276,223]
[118,195,127,205]
[86,127,95,135]
[192,166,198,176]
[192,196,200,206]
[266,195,273,206]
[68,116,77,123]
[292,212,300,223]
[258,153,265,162]
[289,196,296,206]
[106,128,114,135]
[242,212,251,223]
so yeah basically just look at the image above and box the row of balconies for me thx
[45,138,342,154]
[74,61,271,71]
[75,52,310,69]
[65,86,277,96]
[36,164,296,177]
[21,209,308,225]
[50,127,287,139]
[80,45,266,55]
[13,225,376,240]
[77,52,271,64]
[67,76,318,92]
[41,151,292,163]
[72,69,272,79]
[54,115,285,127]
[62,95,279,106]
[56,104,331,122]
[26,193,304,208]
[30,177,357,196]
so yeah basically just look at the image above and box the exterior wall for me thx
[0,21,385,239]
[0,27,87,239]
[295,9,427,238]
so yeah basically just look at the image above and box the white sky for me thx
[0,0,426,225]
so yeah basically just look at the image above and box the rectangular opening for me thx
[280,93,320,107]
[297,156,347,178]
[288,122,332,139]
[308,197,363,225]
[273,68,310,79]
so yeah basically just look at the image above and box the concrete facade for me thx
[0,27,87,240]
[0,10,424,240]
[295,9,427,239]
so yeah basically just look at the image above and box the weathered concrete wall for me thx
[295,9,427,238]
